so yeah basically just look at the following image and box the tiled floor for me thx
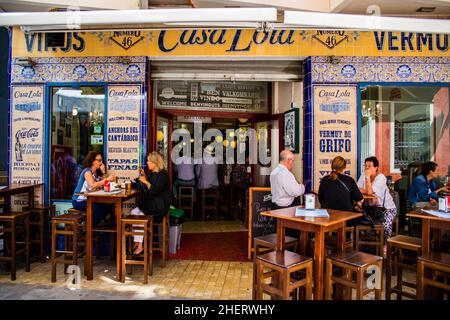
[0,220,422,300]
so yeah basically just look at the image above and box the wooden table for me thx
[85,188,140,280]
[406,208,450,254]
[0,183,43,211]
[261,206,362,300]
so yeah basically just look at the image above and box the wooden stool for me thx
[178,186,194,221]
[235,188,249,225]
[24,204,55,263]
[325,250,383,300]
[311,227,355,256]
[121,215,153,284]
[417,252,450,300]
[93,223,116,260]
[220,185,234,218]
[51,213,85,282]
[255,250,313,300]
[386,235,422,300]
[200,188,219,220]
[0,211,30,281]
[355,222,384,256]
[252,233,299,299]
[153,214,170,267]
[392,216,399,237]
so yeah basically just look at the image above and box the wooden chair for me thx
[50,213,85,282]
[252,233,299,299]
[153,213,170,267]
[0,211,30,281]
[200,188,219,220]
[178,186,194,221]
[325,250,383,300]
[355,222,384,256]
[417,252,450,300]
[24,204,55,263]
[121,215,153,284]
[255,250,313,300]
[385,235,422,300]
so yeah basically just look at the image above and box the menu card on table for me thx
[295,208,329,218]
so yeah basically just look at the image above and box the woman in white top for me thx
[357,156,397,240]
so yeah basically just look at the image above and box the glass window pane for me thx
[360,86,449,185]
[50,86,105,201]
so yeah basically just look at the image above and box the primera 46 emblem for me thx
[312,31,348,49]
[110,31,144,50]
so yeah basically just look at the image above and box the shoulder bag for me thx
[337,178,374,226]
[363,188,387,224]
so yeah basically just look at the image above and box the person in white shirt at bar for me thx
[270,149,305,210]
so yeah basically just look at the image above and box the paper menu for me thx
[295,208,329,218]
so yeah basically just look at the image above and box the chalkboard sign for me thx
[247,187,277,260]
[154,80,268,113]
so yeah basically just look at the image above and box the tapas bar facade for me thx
[7,28,450,211]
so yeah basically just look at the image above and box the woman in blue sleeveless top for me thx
[72,151,115,225]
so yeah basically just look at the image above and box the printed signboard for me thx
[155,81,268,113]
[313,85,358,191]
[10,85,45,207]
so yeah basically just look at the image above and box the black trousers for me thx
[271,197,301,239]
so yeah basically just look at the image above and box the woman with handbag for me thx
[318,156,364,227]
[357,156,397,242]
[130,151,170,255]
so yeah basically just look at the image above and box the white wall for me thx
[272,81,303,183]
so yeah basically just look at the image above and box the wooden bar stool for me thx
[311,227,355,256]
[200,188,219,220]
[355,222,384,256]
[385,235,422,300]
[121,215,153,284]
[220,185,233,218]
[252,233,299,299]
[153,213,170,267]
[325,250,383,300]
[0,211,30,281]
[417,252,450,300]
[178,186,194,221]
[255,250,313,300]
[24,204,55,263]
[50,213,85,282]
[93,223,116,260]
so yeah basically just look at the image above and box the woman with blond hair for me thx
[318,156,364,226]
[131,151,170,255]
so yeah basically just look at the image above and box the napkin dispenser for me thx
[439,196,450,213]
[304,194,315,210]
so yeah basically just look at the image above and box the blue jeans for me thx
[72,200,111,225]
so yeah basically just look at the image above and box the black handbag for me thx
[337,178,375,227]
[363,189,387,224]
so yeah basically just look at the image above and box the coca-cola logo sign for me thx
[15,128,39,139]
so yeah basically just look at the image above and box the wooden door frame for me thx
[251,114,282,186]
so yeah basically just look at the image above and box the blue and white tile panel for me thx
[11,56,146,83]
[311,56,450,83]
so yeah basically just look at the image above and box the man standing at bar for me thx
[270,149,305,210]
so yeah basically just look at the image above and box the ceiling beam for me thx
[3,0,142,10]
[329,0,353,13]
[284,10,450,34]
[192,0,331,12]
